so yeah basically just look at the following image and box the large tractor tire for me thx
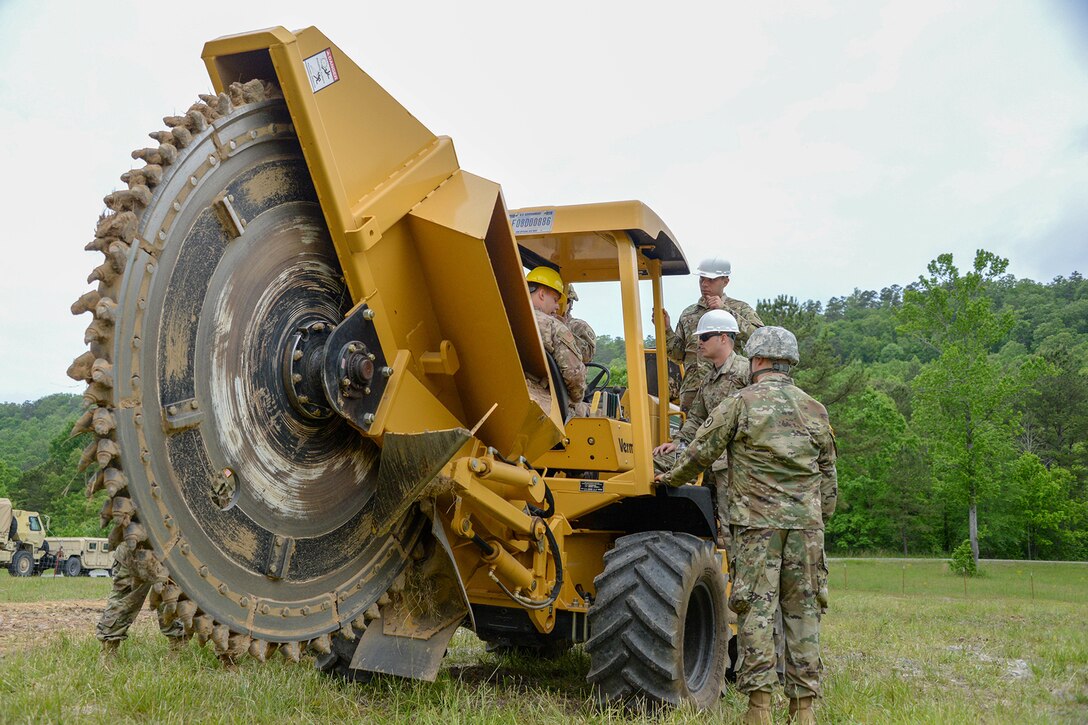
[69,81,422,664]
[64,556,84,578]
[10,550,34,577]
[586,531,728,708]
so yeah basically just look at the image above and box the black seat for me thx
[545,352,573,422]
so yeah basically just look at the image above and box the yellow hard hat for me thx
[526,266,565,297]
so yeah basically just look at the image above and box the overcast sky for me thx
[1,1,1086,403]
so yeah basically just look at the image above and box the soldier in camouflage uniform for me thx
[97,539,185,656]
[652,309,749,544]
[663,257,763,410]
[559,284,596,365]
[657,326,836,725]
[525,267,587,415]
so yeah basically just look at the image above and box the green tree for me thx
[1011,453,1074,560]
[758,295,867,408]
[9,419,103,536]
[898,250,1018,565]
[0,458,17,498]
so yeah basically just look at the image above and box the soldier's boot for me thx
[788,696,816,724]
[742,690,773,725]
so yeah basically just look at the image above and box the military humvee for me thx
[47,537,114,577]
[0,498,49,576]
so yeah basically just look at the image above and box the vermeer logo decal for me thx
[619,438,634,454]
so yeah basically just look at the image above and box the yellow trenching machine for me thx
[69,26,729,707]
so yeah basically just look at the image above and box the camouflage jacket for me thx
[676,351,750,444]
[535,308,587,405]
[661,372,837,529]
[665,296,763,397]
[565,315,597,365]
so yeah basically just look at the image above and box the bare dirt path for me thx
[0,598,156,658]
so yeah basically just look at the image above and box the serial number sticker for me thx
[580,481,604,493]
[509,210,555,235]
[304,49,340,93]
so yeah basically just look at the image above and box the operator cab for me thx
[511,201,689,486]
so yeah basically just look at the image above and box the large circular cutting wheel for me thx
[69,81,420,661]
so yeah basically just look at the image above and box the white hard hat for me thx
[695,256,731,278]
[693,310,740,337]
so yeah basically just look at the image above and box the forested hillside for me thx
[2,249,1084,555]
[754,251,1087,561]
[0,394,97,535]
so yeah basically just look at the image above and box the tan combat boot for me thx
[788,696,816,724]
[742,690,773,725]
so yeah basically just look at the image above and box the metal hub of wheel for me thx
[69,81,420,661]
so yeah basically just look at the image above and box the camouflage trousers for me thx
[729,528,828,698]
[96,554,183,643]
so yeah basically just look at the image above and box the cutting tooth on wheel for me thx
[211,624,231,654]
[96,210,138,241]
[102,189,145,212]
[109,497,136,527]
[176,600,198,631]
[224,633,252,663]
[188,102,215,124]
[94,297,118,323]
[78,439,99,472]
[102,467,127,497]
[281,640,301,663]
[248,639,274,662]
[131,143,178,166]
[87,261,119,286]
[97,497,114,529]
[95,437,120,468]
[90,359,113,387]
[122,522,148,548]
[82,382,111,408]
[91,407,116,436]
[71,291,102,316]
[192,615,214,645]
[67,351,96,382]
[71,408,95,436]
[309,634,332,655]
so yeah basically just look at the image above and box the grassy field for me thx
[0,573,112,603]
[0,559,1085,723]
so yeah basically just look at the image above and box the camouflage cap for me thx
[745,326,799,364]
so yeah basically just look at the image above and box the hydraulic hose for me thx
[527,484,556,519]
[491,523,564,611]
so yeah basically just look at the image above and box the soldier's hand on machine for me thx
[651,308,672,330]
[704,295,724,310]
[653,441,678,456]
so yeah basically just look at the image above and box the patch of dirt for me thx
[0,598,157,659]
[946,644,1034,680]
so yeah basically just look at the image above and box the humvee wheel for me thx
[586,531,728,708]
[64,557,83,578]
[10,550,34,577]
